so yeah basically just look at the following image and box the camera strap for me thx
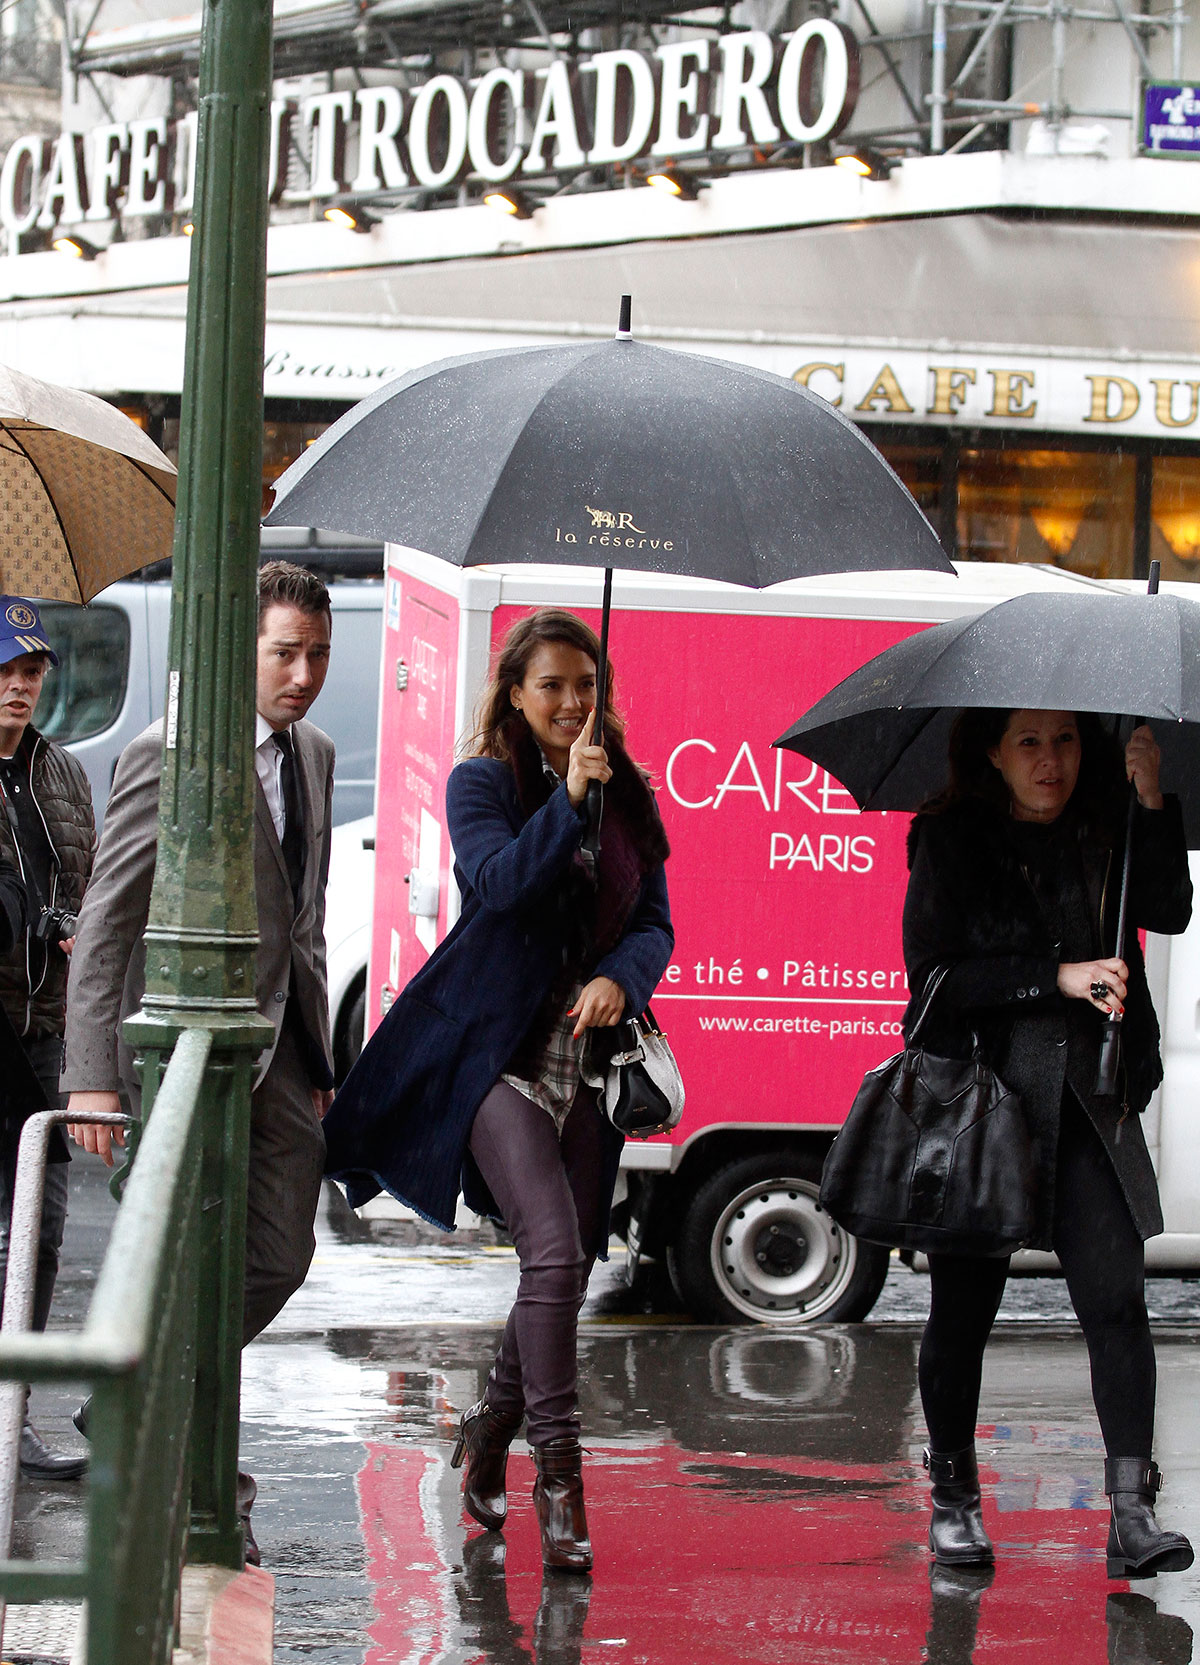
[0,771,52,915]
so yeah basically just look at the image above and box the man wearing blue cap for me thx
[0,597,94,1479]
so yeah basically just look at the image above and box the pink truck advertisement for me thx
[370,556,941,1324]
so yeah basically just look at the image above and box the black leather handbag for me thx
[819,966,1035,1257]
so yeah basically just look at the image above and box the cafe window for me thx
[262,420,332,518]
[158,417,334,518]
[879,443,943,527]
[957,448,1137,578]
[1151,456,1200,582]
[36,604,131,744]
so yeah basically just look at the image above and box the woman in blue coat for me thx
[324,608,673,1573]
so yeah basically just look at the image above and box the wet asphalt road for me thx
[20,1159,1200,1663]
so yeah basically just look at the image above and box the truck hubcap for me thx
[711,1179,857,1322]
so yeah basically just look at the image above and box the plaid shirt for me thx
[502,986,585,1130]
[501,752,585,1129]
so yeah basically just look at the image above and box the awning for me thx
[254,212,1200,359]
[0,212,1196,441]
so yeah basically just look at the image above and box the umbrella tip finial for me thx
[1148,558,1161,596]
[617,294,632,340]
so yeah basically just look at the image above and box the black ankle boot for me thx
[1105,1459,1194,1579]
[924,1446,994,1567]
[451,1399,524,1531]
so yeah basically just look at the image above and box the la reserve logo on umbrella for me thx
[553,505,681,554]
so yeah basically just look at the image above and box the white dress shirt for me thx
[255,713,289,842]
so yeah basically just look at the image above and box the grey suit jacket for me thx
[61,717,335,1096]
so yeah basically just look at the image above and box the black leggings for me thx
[920,1093,1155,1458]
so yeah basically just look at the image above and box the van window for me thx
[36,604,131,744]
[322,599,381,824]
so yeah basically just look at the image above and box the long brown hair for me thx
[925,707,1127,831]
[465,608,628,763]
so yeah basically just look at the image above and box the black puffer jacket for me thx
[0,727,95,1038]
[902,795,1192,1249]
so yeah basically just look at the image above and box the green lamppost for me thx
[122,0,276,1568]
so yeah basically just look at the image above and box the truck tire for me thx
[670,1149,890,1324]
[333,975,367,1085]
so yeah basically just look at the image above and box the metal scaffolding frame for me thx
[45,0,1190,239]
[920,0,1188,149]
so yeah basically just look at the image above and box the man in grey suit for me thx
[62,560,336,1562]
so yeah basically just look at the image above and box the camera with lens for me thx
[33,904,78,945]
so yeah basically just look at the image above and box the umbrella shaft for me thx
[594,567,613,740]
[582,567,613,864]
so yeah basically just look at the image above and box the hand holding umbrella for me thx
[565,708,612,824]
[1095,563,1162,1097]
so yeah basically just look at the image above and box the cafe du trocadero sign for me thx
[0,24,859,236]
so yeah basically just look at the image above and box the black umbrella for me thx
[773,577,1200,835]
[774,564,1200,1093]
[265,297,952,851]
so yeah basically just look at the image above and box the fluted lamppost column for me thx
[122,0,276,1570]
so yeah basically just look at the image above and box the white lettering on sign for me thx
[665,739,859,815]
[0,23,861,237]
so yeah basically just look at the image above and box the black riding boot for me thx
[1105,1459,1194,1579]
[451,1399,524,1531]
[925,1445,994,1567]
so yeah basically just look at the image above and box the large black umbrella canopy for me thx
[773,586,1200,843]
[263,335,951,583]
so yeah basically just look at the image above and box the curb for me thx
[174,1565,275,1665]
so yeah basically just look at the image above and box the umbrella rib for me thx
[127,458,178,505]
[461,346,606,563]
[861,706,948,805]
[2,425,78,598]
[1174,597,1184,724]
[901,611,988,708]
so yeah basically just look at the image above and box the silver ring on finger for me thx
[1090,980,1112,1003]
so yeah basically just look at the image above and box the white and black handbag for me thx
[581,1005,685,1139]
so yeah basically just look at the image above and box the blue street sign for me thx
[1142,82,1200,155]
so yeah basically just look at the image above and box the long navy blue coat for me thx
[323,756,674,1237]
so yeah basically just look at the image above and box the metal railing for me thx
[0,1028,215,1663]
[0,0,277,1640]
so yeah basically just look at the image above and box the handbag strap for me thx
[907,964,951,1046]
[642,1003,662,1034]
[907,964,989,1074]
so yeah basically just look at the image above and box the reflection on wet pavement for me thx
[39,1165,1200,1665]
[241,1322,1200,1665]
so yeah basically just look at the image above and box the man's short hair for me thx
[257,561,332,632]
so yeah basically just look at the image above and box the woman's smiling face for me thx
[988,708,1082,822]
[511,641,597,775]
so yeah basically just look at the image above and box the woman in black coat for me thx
[325,608,673,1573]
[904,707,1193,1579]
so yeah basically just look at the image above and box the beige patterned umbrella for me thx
[0,364,177,603]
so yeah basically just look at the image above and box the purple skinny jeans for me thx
[467,1077,609,1445]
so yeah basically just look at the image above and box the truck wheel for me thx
[333,975,367,1085]
[671,1150,890,1324]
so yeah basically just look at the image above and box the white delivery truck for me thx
[366,548,1200,1324]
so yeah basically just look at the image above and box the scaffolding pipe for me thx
[1108,0,1154,77]
[1050,0,1067,127]
[950,0,1018,89]
[930,0,948,149]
